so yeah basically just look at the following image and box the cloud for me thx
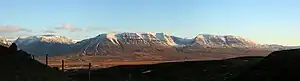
[43,30,56,33]
[55,24,82,32]
[0,33,33,40]
[6,36,17,39]
[0,26,32,32]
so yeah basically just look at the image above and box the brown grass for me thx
[40,48,273,69]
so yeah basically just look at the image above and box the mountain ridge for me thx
[13,35,73,56]
[1,32,288,56]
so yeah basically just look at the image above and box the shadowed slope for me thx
[68,56,264,81]
[0,43,69,81]
[233,49,300,81]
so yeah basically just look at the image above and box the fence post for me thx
[46,54,48,65]
[129,73,132,81]
[89,63,91,81]
[61,60,64,72]
[15,75,19,81]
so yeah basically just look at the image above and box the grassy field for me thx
[38,49,271,69]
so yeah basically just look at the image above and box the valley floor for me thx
[42,50,271,69]
[31,48,272,73]
[66,56,265,81]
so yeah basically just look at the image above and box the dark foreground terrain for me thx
[68,48,300,81]
[234,49,300,81]
[68,56,264,81]
[2,44,300,81]
[0,44,70,81]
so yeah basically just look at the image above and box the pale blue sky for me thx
[0,0,299,45]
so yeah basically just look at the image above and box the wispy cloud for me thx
[55,24,82,32]
[0,33,33,40]
[0,26,32,32]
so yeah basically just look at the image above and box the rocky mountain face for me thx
[0,43,69,81]
[72,32,178,56]
[14,35,74,56]
[6,32,286,56]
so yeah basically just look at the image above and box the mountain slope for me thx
[0,36,9,47]
[234,49,300,81]
[191,34,258,48]
[72,32,178,56]
[14,35,74,56]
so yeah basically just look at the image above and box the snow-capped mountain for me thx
[0,37,9,47]
[72,32,179,55]
[75,32,177,46]
[155,33,178,46]
[191,34,258,48]
[5,32,286,56]
[224,35,258,47]
[0,37,8,44]
[14,35,73,45]
[71,32,285,56]
[14,35,74,56]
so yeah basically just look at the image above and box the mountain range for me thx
[0,32,291,56]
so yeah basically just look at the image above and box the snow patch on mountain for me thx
[95,33,120,45]
[86,32,178,46]
[192,34,227,47]
[223,35,257,47]
[0,36,10,47]
[155,33,177,46]
[0,36,8,45]
[72,40,81,43]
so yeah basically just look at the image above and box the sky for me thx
[0,0,300,46]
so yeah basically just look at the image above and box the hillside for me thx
[233,48,300,81]
[0,43,69,81]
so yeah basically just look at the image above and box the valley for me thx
[36,48,271,69]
